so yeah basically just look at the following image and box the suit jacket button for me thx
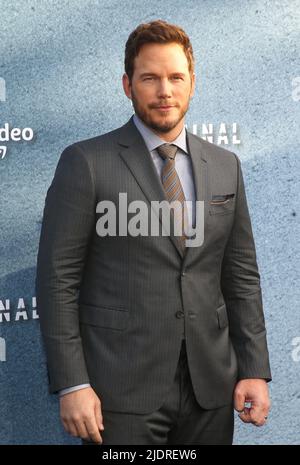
[175,311,184,318]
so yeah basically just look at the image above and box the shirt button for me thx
[175,311,184,319]
[181,271,186,277]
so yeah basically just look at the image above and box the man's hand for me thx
[234,379,271,427]
[60,387,104,443]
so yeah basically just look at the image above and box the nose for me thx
[157,78,172,99]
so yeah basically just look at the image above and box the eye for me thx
[143,77,154,81]
[172,76,183,81]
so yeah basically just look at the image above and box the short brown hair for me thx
[124,20,194,83]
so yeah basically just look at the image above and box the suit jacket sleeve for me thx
[36,143,95,393]
[221,154,272,382]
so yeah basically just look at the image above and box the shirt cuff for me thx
[59,383,91,397]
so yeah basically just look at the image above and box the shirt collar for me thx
[133,113,188,154]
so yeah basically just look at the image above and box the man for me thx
[36,20,271,445]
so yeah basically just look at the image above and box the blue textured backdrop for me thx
[0,0,299,445]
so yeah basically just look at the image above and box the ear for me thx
[122,73,132,100]
[190,72,196,97]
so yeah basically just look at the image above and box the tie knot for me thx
[157,143,178,161]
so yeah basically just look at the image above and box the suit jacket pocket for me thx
[209,193,235,215]
[79,303,129,331]
[216,304,229,329]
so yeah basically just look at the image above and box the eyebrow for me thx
[139,72,186,78]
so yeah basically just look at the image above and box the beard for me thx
[131,90,191,134]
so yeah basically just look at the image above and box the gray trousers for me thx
[83,340,234,445]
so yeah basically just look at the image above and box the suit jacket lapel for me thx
[118,116,184,258]
[182,131,209,267]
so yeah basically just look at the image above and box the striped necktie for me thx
[157,143,187,252]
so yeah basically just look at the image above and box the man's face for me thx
[123,42,195,139]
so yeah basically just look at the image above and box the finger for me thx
[95,402,104,431]
[74,419,90,440]
[249,405,269,427]
[238,407,252,423]
[85,415,103,444]
[61,420,74,436]
[61,419,70,435]
[234,389,246,412]
[252,418,266,427]
[65,419,80,438]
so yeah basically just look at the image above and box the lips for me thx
[155,105,175,110]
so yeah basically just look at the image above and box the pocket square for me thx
[210,193,235,204]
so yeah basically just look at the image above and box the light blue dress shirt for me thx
[59,113,196,396]
[133,113,196,230]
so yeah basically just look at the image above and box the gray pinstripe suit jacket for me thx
[36,115,271,413]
